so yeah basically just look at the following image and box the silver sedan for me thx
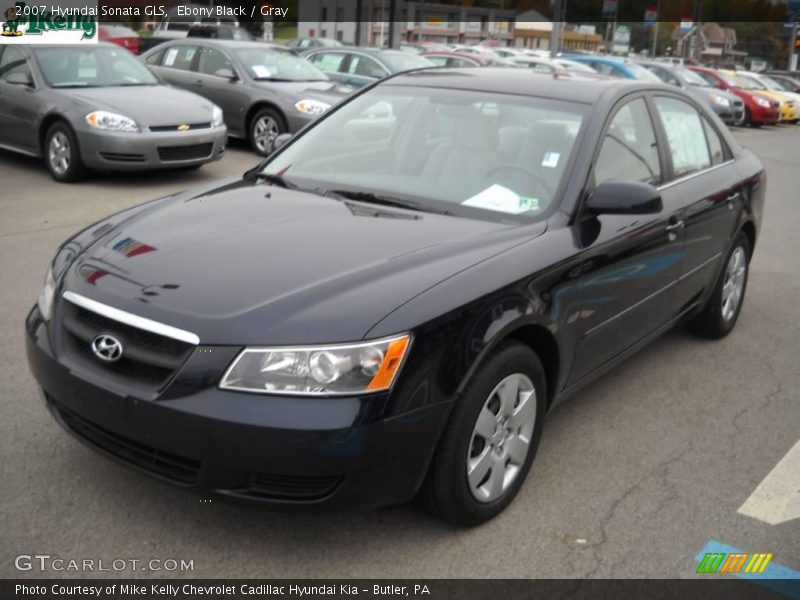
[0,43,227,182]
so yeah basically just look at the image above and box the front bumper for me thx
[77,125,227,171]
[26,306,449,510]
[750,104,779,124]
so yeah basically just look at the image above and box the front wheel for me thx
[44,122,87,182]
[249,107,286,157]
[689,232,751,339]
[419,341,547,526]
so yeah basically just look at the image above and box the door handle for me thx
[726,192,740,202]
[665,219,685,233]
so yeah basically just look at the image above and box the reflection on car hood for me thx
[251,79,352,102]
[63,180,543,345]
[64,85,216,127]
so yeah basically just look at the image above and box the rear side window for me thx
[348,55,386,78]
[654,96,712,177]
[144,48,165,66]
[309,52,346,73]
[197,47,233,77]
[594,98,661,186]
[162,46,198,71]
[701,117,727,165]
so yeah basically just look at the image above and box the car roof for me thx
[385,67,660,104]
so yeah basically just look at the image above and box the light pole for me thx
[550,0,562,58]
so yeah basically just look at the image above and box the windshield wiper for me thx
[326,189,431,213]
[258,173,297,189]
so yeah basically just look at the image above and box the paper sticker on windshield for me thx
[542,152,560,168]
[164,48,178,67]
[252,65,272,78]
[463,184,527,214]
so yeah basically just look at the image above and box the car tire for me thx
[44,121,87,183]
[689,232,751,340]
[249,107,286,157]
[419,341,547,526]
[736,107,749,127]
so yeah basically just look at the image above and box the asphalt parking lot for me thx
[1,127,798,579]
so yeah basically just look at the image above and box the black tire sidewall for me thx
[692,232,751,339]
[249,108,286,157]
[429,342,547,526]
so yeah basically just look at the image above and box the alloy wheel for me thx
[253,116,279,154]
[466,373,537,503]
[721,246,746,322]
[48,132,70,176]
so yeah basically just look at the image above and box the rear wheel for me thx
[689,232,751,339]
[44,122,87,182]
[419,342,547,526]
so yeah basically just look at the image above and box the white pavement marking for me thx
[738,440,800,525]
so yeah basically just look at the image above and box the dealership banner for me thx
[1,0,799,32]
[4,579,800,600]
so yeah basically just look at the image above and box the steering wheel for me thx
[487,165,554,199]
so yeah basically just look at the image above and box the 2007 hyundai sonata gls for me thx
[27,69,765,525]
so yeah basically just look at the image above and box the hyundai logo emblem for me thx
[91,334,123,363]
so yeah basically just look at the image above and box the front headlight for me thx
[755,97,771,108]
[85,110,139,132]
[710,93,731,107]
[37,268,56,321]
[212,105,224,127]
[220,334,411,396]
[294,99,331,116]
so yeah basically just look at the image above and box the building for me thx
[297,0,516,47]
[671,22,746,65]
[513,11,602,53]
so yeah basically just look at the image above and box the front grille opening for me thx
[150,122,212,133]
[51,398,201,484]
[60,302,194,391]
[157,143,213,162]
[98,152,146,163]
[242,473,343,501]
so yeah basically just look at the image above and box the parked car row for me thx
[2,37,797,184]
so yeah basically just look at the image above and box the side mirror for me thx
[273,133,292,151]
[215,68,237,81]
[6,71,33,87]
[586,180,663,215]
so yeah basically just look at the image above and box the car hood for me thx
[63,85,216,127]
[250,79,352,102]
[62,179,543,345]
[688,85,739,103]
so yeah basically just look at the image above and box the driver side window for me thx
[594,98,661,186]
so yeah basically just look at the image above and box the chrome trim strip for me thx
[583,280,678,339]
[61,291,200,345]
[677,252,723,282]
[657,160,735,192]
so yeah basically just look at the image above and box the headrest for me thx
[439,105,499,151]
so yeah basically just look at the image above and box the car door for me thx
[651,94,743,313]
[567,95,686,385]
[149,44,200,89]
[192,46,248,130]
[0,47,40,153]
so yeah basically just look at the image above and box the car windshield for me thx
[233,48,328,81]
[624,62,663,82]
[34,46,158,88]
[380,52,435,73]
[676,66,710,87]
[261,85,587,222]
[720,71,759,89]
[758,76,786,92]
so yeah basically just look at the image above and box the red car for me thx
[98,24,140,55]
[689,66,778,127]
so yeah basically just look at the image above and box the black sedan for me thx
[26,69,765,525]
